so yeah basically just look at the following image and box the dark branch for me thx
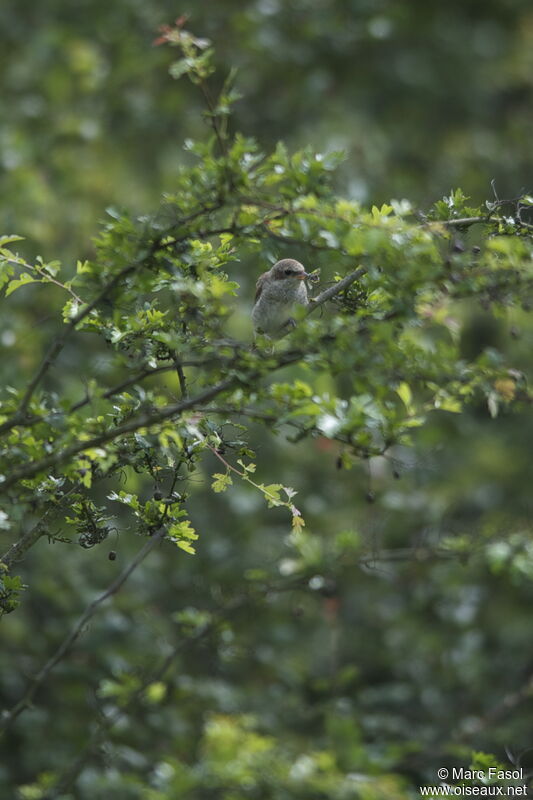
[0,377,238,493]
[0,261,137,437]
[305,267,366,315]
[426,215,533,232]
[0,526,167,733]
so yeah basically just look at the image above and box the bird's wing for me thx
[254,271,269,303]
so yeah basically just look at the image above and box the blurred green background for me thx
[2,1,533,797]
[2,0,532,257]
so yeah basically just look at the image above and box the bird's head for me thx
[270,259,309,283]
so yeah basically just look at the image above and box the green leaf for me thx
[262,483,283,508]
[237,459,256,473]
[396,382,413,410]
[169,58,194,79]
[5,273,38,296]
[0,234,24,248]
[107,491,140,511]
[168,519,198,541]
[212,472,233,493]
[176,540,196,554]
[435,396,462,413]
[62,298,79,321]
[0,259,15,289]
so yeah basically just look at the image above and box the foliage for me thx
[1,13,533,800]
[2,0,532,258]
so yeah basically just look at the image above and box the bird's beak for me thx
[297,272,309,280]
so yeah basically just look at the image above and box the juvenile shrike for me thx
[252,259,309,336]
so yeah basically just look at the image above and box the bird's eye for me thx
[284,269,293,276]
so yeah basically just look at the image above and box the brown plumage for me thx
[252,259,309,335]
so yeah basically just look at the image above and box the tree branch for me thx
[1,484,84,569]
[169,349,188,398]
[0,377,238,493]
[425,215,533,232]
[68,357,211,414]
[41,592,249,799]
[1,520,45,571]
[0,526,167,733]
[305,267,366,316]
[0,268,370,493]
[263,225,345,253]
[0,261,137,436]
[4,258,85,304]
[0,208,238,438]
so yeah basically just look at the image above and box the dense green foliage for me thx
[2,5,533,799]
[2,0,532,257]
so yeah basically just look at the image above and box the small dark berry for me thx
[366,491,375,503]
[108,551,117,561]
[153,490,163,500]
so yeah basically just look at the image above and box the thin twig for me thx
[0,377,238,492]
[41,592,249,798]
[305,267,366,316]
[68,358,209,414]
[1,483,81,569]
[0,210,238,438]
[263,225,346,253]
[199,83,227,159]
[2,357,216,426]
[424,215,533,232]
[1,518,46,571]
[169,349,188,398]
[455,673,533,742]
[38,540,461,796]
[0,270,368,491]
[0,261,137,436]
[0,527,166,733]
[4,259,85,304]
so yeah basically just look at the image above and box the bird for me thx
[252,258,310,336]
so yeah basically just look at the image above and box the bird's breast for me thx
[252,281,308,334]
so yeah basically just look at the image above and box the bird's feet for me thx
[278,317,296,333]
